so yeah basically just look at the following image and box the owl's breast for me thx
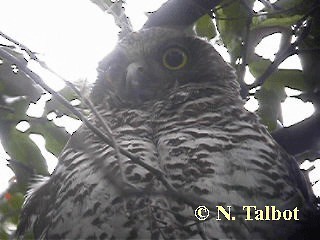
[143,87,308,238]
[150,87,305,208]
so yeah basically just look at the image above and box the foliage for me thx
[0,0,319,238]
[214,0,319,130]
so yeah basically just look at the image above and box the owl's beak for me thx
[126,62,149,89]
[125,62,157,101]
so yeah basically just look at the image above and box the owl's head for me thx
[93,28,239,106]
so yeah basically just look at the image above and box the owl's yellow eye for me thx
[162,47,188,70]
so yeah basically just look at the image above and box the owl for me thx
[16,27,314,239]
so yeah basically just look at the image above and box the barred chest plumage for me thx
[40,85,308,239]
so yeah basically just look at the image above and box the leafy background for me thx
[0,0,319,238]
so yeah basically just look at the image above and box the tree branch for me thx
[271,113,320,158]
[0,35,213,211]
[143,0,223,29]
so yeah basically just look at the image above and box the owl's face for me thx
[94,28,238,106]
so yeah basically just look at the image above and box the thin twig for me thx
[90,0,132,38]
[1,29,127,184]
[148,204,170,240]
[249,44,297,89]
[37,62,128,185]
[0,31,38,61]
[0,29,243,217]
[0,45,208,210]
[0,47,163,182]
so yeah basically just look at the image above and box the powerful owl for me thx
[17,28,314,239]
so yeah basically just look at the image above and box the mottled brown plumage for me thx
[17,28,314,239]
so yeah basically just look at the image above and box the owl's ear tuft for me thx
[91,66,109,104]
[91,49,129,105]
[91,74,110,105]
[91,57,116,105]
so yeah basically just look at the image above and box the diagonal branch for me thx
[0,36,213,210]
[249,44,297,89]
[271,112,320,158]
[143,0,223,29]
[90,0,132,38]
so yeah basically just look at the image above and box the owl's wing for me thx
[17,110,169,239]
[15,175,53,238]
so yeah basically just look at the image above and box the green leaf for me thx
[255,87,286,130]
[249,58,307,91]
[0,125,49,178]
[28,117,69,156]
[0,230,8,240]
[249,58,295,130]
[44,86,82,118]
[0,192,24,227]
[0,97,29,123]
[7,130,48,174]
[252,14,302,30]
[194,14,216,40]
[0,48,43,102]
[215,0,254,63]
